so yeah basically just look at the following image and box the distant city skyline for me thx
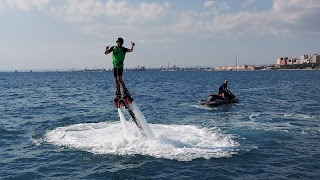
[1,0,320,70]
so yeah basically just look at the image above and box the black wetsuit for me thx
[218,83,228,94]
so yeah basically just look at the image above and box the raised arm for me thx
[127,41,135,52]
[105,45,111,55]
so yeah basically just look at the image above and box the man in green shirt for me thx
[105,37,135,100]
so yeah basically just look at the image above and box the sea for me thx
[1,70,319,179]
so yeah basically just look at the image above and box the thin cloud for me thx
[0,0,49,11]
[170,0,320,36]
[48,0,169,23]
[204,1,216,8]
[49,0,104,22]
[3,0,320,36]
[242,0,256,9]
[1,0,169,23]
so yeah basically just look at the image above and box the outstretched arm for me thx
[127,41,135,52]
[105,45,111,55]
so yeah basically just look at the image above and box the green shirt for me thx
[111,46,128,68]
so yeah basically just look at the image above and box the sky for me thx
[0,0,320,70]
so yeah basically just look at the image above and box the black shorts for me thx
[218,87,224,94]
[113,67,123,77]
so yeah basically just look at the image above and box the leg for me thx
[118,76,127,90]
[218,88,223,98]
[119,76,131,99]
[113,67,122,96]
[115,67,126,91]
[117,67,130,94]
[115,77,121,93]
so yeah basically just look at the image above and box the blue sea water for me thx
[0,70,319,179]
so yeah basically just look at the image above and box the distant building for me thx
[310,54,320,64]
[287,58,299,65]
[277,57,289,66]
[215,65,246,71]
[300,54,310,64]
[276,52,320,66]
[238,65,246,70]
[246,65,260,70]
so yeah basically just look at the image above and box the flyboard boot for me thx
[114,91,122,108]
[122,88,133,107]
[114,89,133,108]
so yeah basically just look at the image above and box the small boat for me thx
[199,90,239,107]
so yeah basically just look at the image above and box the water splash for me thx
[44,122,240,161]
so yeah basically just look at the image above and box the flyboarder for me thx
[104,38,151,137]
[105,37,135,101]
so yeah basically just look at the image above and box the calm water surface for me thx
[0,70,319,179]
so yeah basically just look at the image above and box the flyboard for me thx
[114,93,148,137]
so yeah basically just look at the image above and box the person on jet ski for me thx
[218,80,228,99]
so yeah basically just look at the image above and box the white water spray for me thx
[117,108,129,136]
[117,102,154,138]
[131,102,155,138]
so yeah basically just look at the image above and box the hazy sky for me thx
[1,0,320,70]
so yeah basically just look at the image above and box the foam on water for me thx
[283,113,313,119]
[44,121,239,161]
[189,104,217,110]
[249,112,261,121]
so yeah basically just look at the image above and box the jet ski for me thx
[199,90,239,107]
